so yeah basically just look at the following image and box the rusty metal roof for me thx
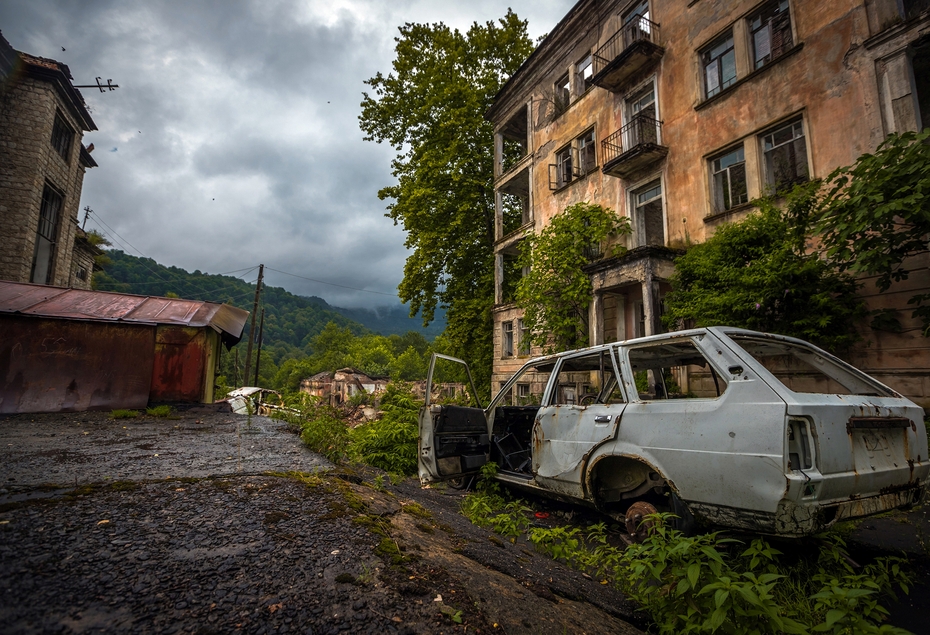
[0,281,248,343]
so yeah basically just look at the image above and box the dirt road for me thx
[0,407,644,634]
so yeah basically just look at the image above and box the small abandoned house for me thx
[299,368,388,406]
[0,281,248,413]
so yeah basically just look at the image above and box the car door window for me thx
[550,349,624,406]
[627,339,727,400]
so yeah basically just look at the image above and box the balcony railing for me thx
[601,115,667,179]
[591,16,664,92]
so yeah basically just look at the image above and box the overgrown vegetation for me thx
[517,202,632,352]
[274,382,422,475]
[145,405,172,418]
[815,130,930,336]
[664,184,865,352]
[109,409,139,419]
[459,467,912,634]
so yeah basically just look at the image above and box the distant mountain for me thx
[339,305,446,340]
[93,250,445,348]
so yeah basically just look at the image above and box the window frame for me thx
[701,31,737,99]
[502,320,515,358]
[749,0,793,70]
[31,183,65,285]
[710,145,748,213]
[630,178,665,247]
[575,53,594,95]
[760,118,809,192]
[518,318,531,356]
[554,72,571,112]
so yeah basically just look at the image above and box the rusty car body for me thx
[418,328,929,536]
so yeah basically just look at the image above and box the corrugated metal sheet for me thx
[0,280,248,344]
[0,316,154,413]
[150,326,208,402]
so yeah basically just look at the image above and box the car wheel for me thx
[447,476,471,490]
[668,491,697,536]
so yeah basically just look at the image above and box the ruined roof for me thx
[0,280,248,345]
[0,31,96,131]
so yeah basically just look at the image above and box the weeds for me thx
[145,405,172,417]
[348,383,420,475]
[109,409,139,419]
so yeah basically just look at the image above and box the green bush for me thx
[349,382,421,475]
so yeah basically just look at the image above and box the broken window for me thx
[554,72,571,112]
[50,112,74,162]
[631,179,664,247]
[750,1,793,70]
[502,321,514,358]
[625,84,659,147]
[518,318,531,356]
[913,39,930,130]
[761,119,808,191]
[552,350,623,406]
[729,335,895,397]
[575,128,597,176]
[499,166,530,237]
[550,130,596,190]
[555,145,573,188]
[627,339,727,400]
[702,32,736,99]
[622,0,652,47]
[903,0,930,20]
[31,184,64,285]
[711,145,747,213]
[498,105,528,174]
[501,250,523,304]
[576,54,594,94]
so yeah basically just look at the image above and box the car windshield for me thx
[729,335,895,397]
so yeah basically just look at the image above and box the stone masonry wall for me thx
[0,77,87,287]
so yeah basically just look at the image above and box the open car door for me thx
[418,354,488,485]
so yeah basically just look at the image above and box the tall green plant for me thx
[517,202,631,352]
[664,185,864,352]
[359,12,535,400]
[815,130,930,336]
[349,382,422,474]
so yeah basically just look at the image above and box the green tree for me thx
[359,11,535,399]
[390,345,427,381]
[663,186,864,352]
[815,130,930,336]
[516,202,632,352]
[310,322,355,371]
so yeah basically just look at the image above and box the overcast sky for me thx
[1,0,570,308]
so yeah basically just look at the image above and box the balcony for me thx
[601,115,668,179]
[591,16,664,92]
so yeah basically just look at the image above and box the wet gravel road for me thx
[0,408,644,635]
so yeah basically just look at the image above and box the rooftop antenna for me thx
[73,77,119,92]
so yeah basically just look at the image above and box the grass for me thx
[109,409,139,419]
[146,405,172,418]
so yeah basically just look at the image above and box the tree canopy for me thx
[517,202,631,352]
[359,11,535,397]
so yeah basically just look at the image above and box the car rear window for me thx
[728,335,895,397]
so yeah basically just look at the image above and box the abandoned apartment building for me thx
[488,0,930,406]
[0,32,102,291]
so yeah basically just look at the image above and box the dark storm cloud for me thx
[0,0,570,308]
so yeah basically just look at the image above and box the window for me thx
[76,266,88,282]
[761,119,808,191]
[501,251,523,303]
[626,84,659,147]
[904,0,930,20]
[627,339,728,400]
[710,146,747,213]
[702,32,736,99]
[555,145,573,188]
[554,73,571,112]
[576,54,594,94]
[518,319,531,356]
[50,113,74,162]
[622,1,652,47]
[631,179,664,247]
[551,350,624,406]
[31,184,64,284]
[576,129,597,176]
[750,1,793,70]
[502,321,514,358]
[516,383,531,404]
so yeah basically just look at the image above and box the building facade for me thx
[0,32,98,291]
[487,0,930,404]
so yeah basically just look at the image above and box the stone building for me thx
[0,32,98,291]
[487,0,930,404]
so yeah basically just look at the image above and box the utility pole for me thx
[253,308,265,386]
[234,348,240,386]
[82,206,92,230]
[244,264,263,386]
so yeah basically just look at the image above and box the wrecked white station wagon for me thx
[418,328,929,536]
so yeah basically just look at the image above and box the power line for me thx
[264,266,397,297]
